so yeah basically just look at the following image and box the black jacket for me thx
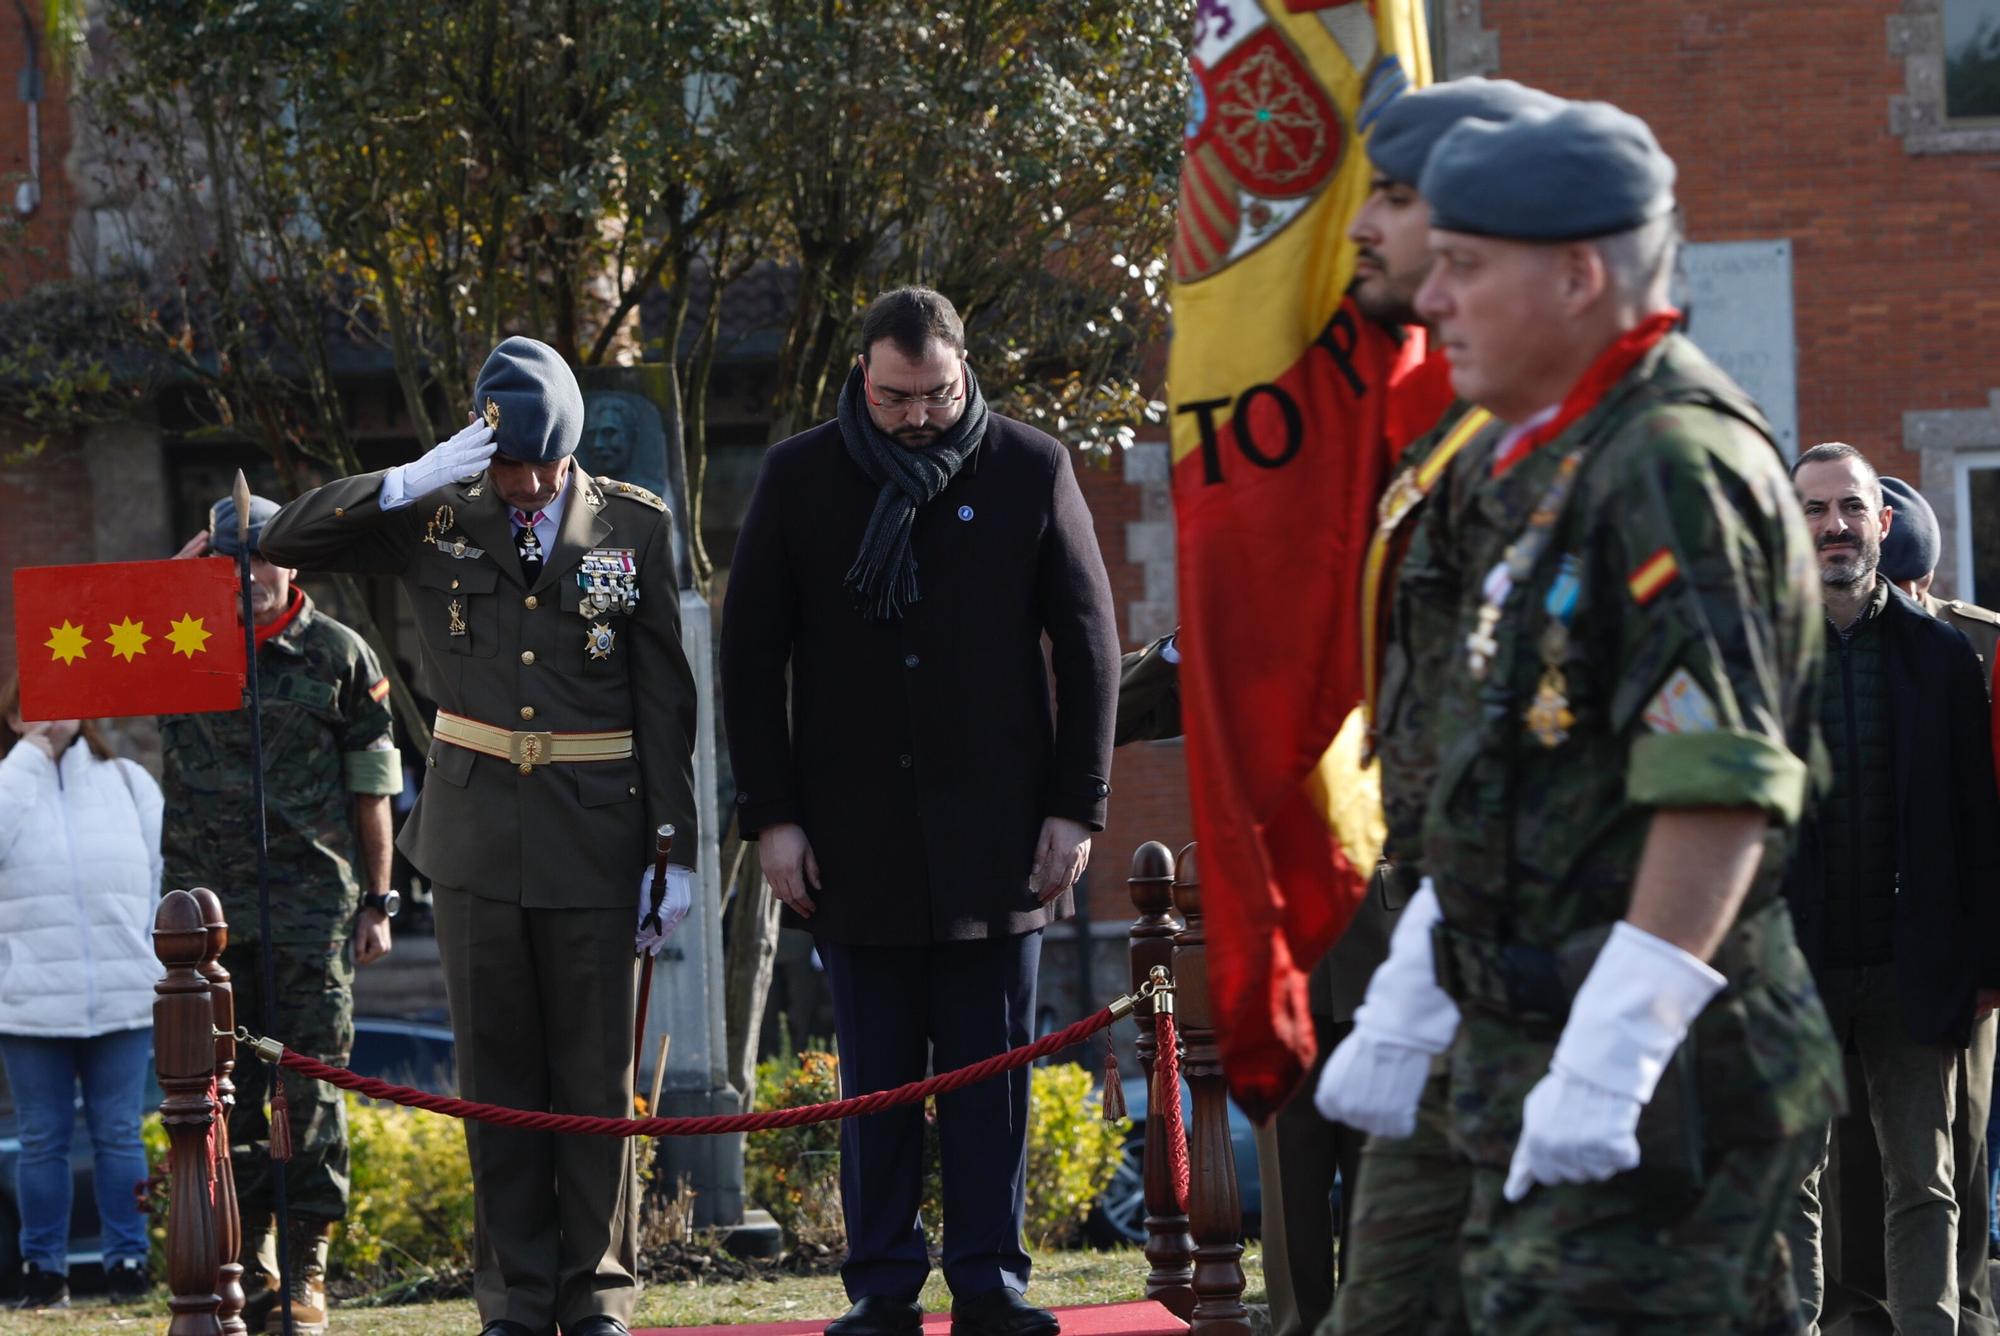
[1785,582,2000,1046]
[720,413,1119,946]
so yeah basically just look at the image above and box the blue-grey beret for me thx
[1366,78,1562,186]
[473,336,584,464]
[1421,100,1677,241]
[1878,475,1940,584]
[207,493,280,557]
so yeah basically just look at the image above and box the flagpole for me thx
[234,470,293,1335]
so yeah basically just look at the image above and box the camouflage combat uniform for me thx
[160,590,402,1222]
[1407,335,1842,1332]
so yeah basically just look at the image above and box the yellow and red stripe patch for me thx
[1627,547,1681,606]
[368,677,391,703]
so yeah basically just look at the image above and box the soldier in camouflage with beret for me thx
[163,493,403,1334]
[1318,101,1840,1332]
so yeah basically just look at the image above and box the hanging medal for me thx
[1525,555,1582,748]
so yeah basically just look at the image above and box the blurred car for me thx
[1086,1072,1264,1247]
[0,1015,456,1297]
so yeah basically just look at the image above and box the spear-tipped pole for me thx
[634,824,675,1089]
[233,470,293,1334]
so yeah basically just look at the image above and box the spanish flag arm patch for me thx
[1626,547,1680,606]
[368,677,392,703]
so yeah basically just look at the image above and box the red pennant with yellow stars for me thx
[13,559,247,720]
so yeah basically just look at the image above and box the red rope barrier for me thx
[1154,1009,1189,1214]
[272,1006,1121,1138]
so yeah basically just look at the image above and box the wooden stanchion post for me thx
[1128,841,1194,1317]
[155,889,223,1336]
[194,888,247,1335]
[1171,845,1249,1336]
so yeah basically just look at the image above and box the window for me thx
[1956,451,2000,605]
[1947,0,2000,121]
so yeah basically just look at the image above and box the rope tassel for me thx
[1102,1045,1127,1122]
[269,1076,294,1163]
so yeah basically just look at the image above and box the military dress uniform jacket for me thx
[1115,634,1182,746]
[721,413,1120,947]
[260,471,698,906]
[161,591,401,941]
[1407,334,1842,1167]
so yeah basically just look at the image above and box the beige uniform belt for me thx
[433,710,634,774]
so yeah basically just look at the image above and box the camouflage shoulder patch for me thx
[368,677,391,703]
[1627,546,1680,606]
[597,477,667,512]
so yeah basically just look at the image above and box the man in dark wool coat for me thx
[721,286,1119,1336]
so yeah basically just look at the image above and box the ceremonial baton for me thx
[232,471,294,1335]
[635,824,675,1088]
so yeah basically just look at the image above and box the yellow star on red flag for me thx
[165,613,213,658]
[106,617,151,662]
[44,621,89,665]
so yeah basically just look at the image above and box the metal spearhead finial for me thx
[232,469,252,544]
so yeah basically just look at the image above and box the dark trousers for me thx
[820,931,1041,1303]
[1254,1014,1355,1336]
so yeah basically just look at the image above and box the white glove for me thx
[635,865,695,956]
[1314,881,1460,1137]
[383,420,497,508]
[1503,920,1725,1202]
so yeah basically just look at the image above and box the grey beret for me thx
[473,336,584,464]
[1366,78,1562,186]
[1420,100,1677,241]
[207,493,281,557]
[1878,475,1940,584]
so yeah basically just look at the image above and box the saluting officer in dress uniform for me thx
[262,337,699,1336]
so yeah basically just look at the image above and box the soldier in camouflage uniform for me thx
[162,493,403,1334]
[1308,77,1556,1336]
[1318,102,1841,1332]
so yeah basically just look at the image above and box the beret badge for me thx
[483,397,502,430]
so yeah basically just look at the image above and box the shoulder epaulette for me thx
[597,476,667,512]
[1946,600,2000,627]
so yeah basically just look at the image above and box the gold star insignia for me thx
[165,614,213,658]
[44,621,90,665]
[106,617,151,662]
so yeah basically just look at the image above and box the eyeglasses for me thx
[861,355,966,410]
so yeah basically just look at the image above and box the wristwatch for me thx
[362,890,402,919]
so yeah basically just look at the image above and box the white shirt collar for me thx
[509,471,572,547]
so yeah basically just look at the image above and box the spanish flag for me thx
[1169,0,1431,1118]
[13,559,247,720]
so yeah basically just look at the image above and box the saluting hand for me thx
[1031,817,1091,903]
[759,823,820,919]
[171,531,212,560]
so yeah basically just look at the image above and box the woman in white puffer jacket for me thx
[0,675,162,1308]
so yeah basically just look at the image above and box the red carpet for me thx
[642,1300,1189,1336]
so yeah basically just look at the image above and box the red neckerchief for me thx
[253,587,306,649]
[1490,310,1681,477]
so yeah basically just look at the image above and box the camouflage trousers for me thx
[223,938,355,1222]
[1325,1061,1471,1335]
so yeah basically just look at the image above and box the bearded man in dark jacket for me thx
[721,286,1119,1336]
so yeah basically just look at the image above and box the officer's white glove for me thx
[382,420,497,508]
[1503,921,1724,1202]
[1314,881,1459,1137]
[635,865,695,956]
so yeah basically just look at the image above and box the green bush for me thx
[338,1093,476,1279]
[747,1051,1124,1252]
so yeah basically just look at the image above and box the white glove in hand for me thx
[1314,881,1461,1137]
[387,420,497,505]
[1503,920,1725,1202]
[635,866,695,956]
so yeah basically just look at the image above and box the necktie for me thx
[515,510,545,582]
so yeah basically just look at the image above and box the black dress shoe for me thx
[563,1319,630,1336]
[480,1321,550,1336]
[950,1288,1058,1336]
[826,1295,925,1336]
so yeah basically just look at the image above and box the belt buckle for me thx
[509,730,555,772]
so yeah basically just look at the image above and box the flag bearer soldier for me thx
[1318,101,1841,1330]
[161,494,404,1334]
[262,336,699,1336]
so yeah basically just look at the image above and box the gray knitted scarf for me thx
[836,359,987,621]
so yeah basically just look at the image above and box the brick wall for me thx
[1478,0,2000,489]
[0,441,95,683]
[0,4,74,293]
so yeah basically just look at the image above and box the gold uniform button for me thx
[334,506,346,518]
[628,785,638,797]
[518,762,533,776]
[524,595,539,610]
[520,706,535,721]
[451,578,460,590]
[520,650,536,665]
